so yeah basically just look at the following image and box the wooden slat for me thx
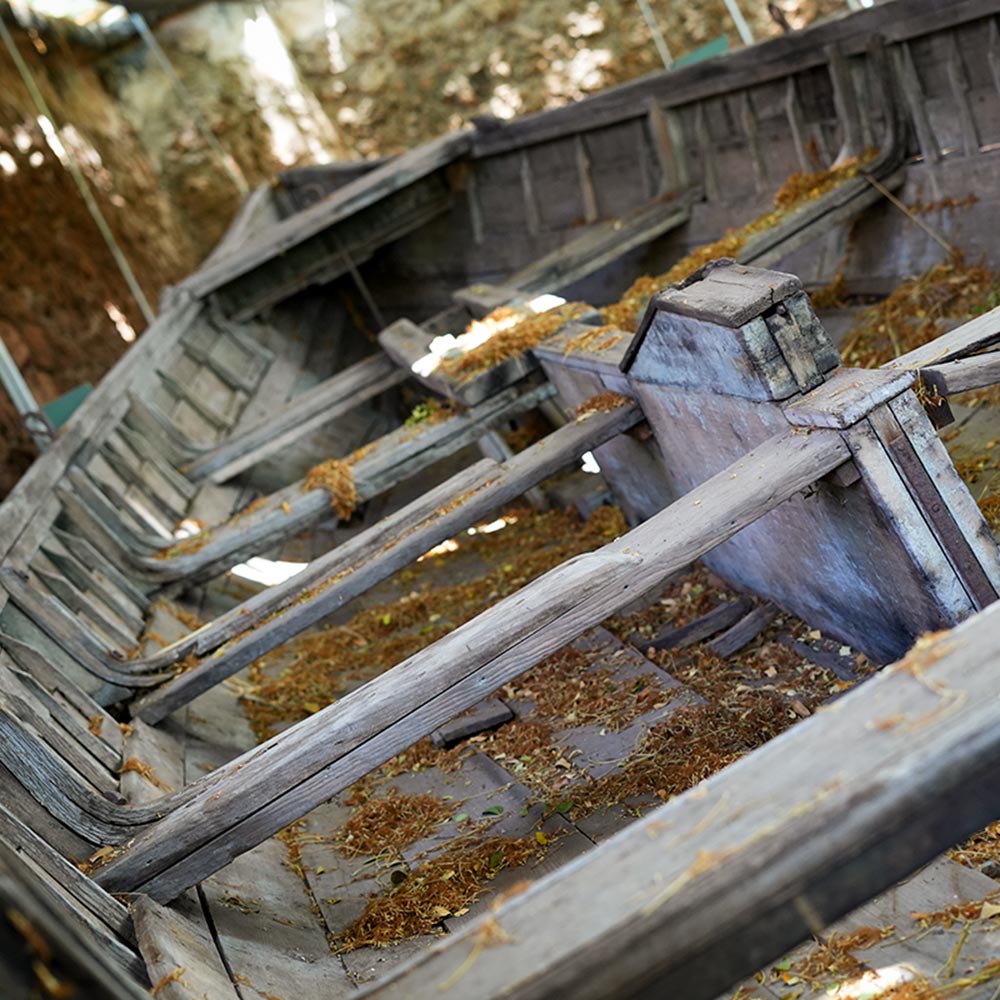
[0,844,147,993]
[184,353,408,483]
[358,600,1000,1000]
[94,427,850,900]
[131,399,644,721]
[130,893,241,1000]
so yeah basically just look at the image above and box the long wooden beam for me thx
[59,382,554,589]
[183,353,408,483]
[360,603,1000,1000]
[94,427,850,900]
[131,399,646,723]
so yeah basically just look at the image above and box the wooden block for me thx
[429,697,514,748]
[637,597,754,653]
[783,366,915,428]
[623,261,838,403]
[131,893,240,1000]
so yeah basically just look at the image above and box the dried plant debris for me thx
[772,925,895,989]
[575,391,632,417]
[303,458,358,521]
[952,820,1000,874]
[154,530,211,560]
[442,302,588,379]
[241,505,627,740]
[338,836,541,950]
[335,789,454,858]
[841,258,1000,371]
[404,398,460,427]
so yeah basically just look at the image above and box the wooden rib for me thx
[132,400,644,722]
[0,842,147,987]
[184,353,408,484]
[94,428,850,900]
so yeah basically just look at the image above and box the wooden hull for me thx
[5,2,1000,997]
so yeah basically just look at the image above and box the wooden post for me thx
[623,259,1000,662]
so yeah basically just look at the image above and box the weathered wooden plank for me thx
[123,381,553,588]
[0,633,123,750]
[39,544,146,635]
[709,601,779,657]
[0,844,147,993]
[922,350,1000,394]
[783,366,915,428]
[357,600,1000,1000]
[95,428,850,899]
[504,198,690,297]
[130,893,241,1000]
[131,399,644,722]
[198,837,352,999]
[183,129,471,302]
[0,801,133,944]
[185,353,408,484]
[0,298,202,565]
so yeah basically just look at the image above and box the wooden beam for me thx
[183,353,408,484]
[130,400,645,723]
[94,427,850,900]
[358,603,1000,1000]
[921,350,1000,395]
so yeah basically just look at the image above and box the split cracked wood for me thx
[93,426,850,900]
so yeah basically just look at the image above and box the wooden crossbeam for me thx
[59,382,555,589]
[130,399,645,723]
[182,353,408,484]
[93,427,849,900]
[359,603,1000,1000]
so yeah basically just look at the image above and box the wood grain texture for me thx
[358,601,1000,1000]
[131,893,240,1000]
[95,428,849,900]
[132,400,643,722]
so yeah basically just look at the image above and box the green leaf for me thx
[453,813,469,824]
[554,801,573,814]
[488,849,505,868]
[483,805,504,816]
[381,613,392,625]
[520,805,529,817]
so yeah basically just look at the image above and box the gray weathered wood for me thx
[922,350,1000,395]
[95,427,850,900]
[357,598,1000,1000]
[639,597,754,652]
[783,366,915,428]
[709,601,779,657]
[185,353,408,483]
[131,399,644,722]
[130,893,241,1000]
[0,800,133,943]
[0,843,147,991]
